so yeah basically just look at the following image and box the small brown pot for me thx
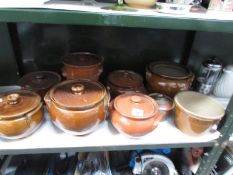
[174,91,225,136]
[18,71,61,99]
[0,90,43,139]
[44,79,110,135]
[149,93,175,120]
[146,62,194,97]
[62,52,103,80]
[110,93,162,138]
[107,70,146,98]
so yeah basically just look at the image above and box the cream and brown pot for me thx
[0,90,43,139]
[45,79,110,135]
[174,91,225,136]
[110,93,162,138]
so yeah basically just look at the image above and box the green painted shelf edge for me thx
[0,8,233,32]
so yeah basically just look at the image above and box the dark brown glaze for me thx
[62,52,103,80]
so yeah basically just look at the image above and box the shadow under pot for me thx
[149,93,175,120]
[18,71,61,99]
[174,91,225,136]
[62,52,103,80]
[107,70,146,99]
[0,90,43,139]
[110,93,163,138]
[44,79,110,135]
[146,62,194,97]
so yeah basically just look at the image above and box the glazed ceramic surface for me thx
[0,90,43,139]
[174,91,225,136]
[146,62,194,97]
[149,93,175,119]
[18,71,61,99]
[107,70,146,98]
[213,65,233,98]
[124,0,156,8]
[45,79,109,135]
[62,52,103,80]
[110,93,162,138]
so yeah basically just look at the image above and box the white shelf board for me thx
[0,111,220,155]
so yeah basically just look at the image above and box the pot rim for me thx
[113,92,160,120]
[147,61,193,80]
[62,52,104,68]
[0,90,42,120]
[174,91,225,121]
[48,79,108,111]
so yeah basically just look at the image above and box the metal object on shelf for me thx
[196,57,222,95]
[132,154,178,175]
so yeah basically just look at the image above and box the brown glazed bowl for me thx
[107,70,146,98]
[18,71,61,99]
[146,62,194,97]
[174,91,225,136]
[0,90,43,139]
[110,93,163,138]
[62,52,103,80]
[44,79,110,135]
[149,93,175,120]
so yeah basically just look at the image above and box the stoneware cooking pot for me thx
[44,79,110,135]
[149,93,175,120]
[62,52,103,80]
[146,62,194,97]
[18,71,61,99]
[0,90,43,139]
[174,91,225,136]
[110,93,162,138]
[124,0,157,8]
[107,70,146,98]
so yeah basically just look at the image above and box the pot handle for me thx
[25,102,43,128]
[153,112,163,128]
[188,72,195,88]
[61,67,67,78]
[44,92,52,109]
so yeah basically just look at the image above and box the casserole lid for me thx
[63,52,103,67]
[148,62,191,79]
[149,93,174,111]
[114,93,159,119]
[174,91,225,120]
[0,90,41,119]
[18,71,61,90]
[108,70,143,88]
[50,79,106,109]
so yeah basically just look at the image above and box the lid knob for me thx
[71,84,85,95]
[35,74,45,80]
[7,93,20,105]
[131,95,142,103]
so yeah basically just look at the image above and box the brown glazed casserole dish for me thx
[0,90,43,139]
[146,62,194,97]
[62,52,103,80]
[18,71,61,99]
[110,93,162,138]
[107,70,146,98]
[45,79,110,135]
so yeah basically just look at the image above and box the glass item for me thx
[146,62,194,97]
[62,52,103,81]
[196,57,222,95]
[0,90,43,139]
[174,91,225,136]
[213,65,233,98]
[107,70,146,98]
[149,93,175,120]
[44,79,110,135]
[110,93,162,138]
[18,71,61,99]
